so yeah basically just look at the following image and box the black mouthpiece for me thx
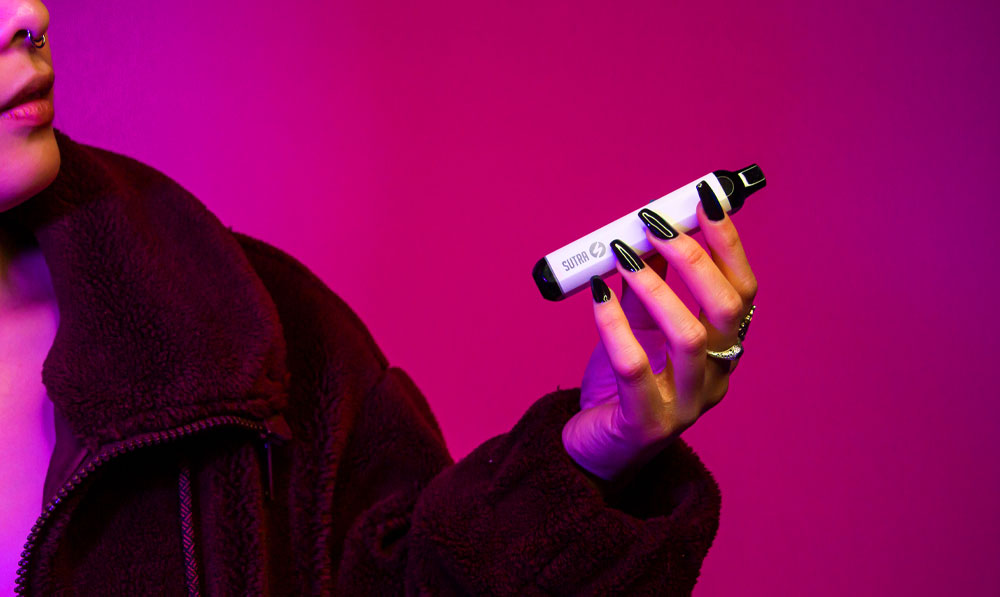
[712,163,765,215]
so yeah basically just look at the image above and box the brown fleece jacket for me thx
[1,128,721,596]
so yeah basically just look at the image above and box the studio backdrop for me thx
[41,1,1000,595]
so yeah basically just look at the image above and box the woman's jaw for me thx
[0,124,59,215]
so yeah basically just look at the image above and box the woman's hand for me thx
[562,197,758,492]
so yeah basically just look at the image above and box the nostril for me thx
[10,30,30,46]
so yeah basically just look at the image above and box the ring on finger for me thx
[706,304,756,362]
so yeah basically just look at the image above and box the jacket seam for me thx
[88,392,280,448]
[232,231,389,369]
[329,363,392,481]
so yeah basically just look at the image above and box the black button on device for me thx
[739,164,765,187]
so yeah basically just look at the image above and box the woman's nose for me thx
[0,0,50,51]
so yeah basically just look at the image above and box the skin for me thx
[0,0,58,309]
[566,201,758,494]
[0,3,59,594]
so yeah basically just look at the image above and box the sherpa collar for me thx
[1,128,290,452]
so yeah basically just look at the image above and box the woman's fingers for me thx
[694,201,758,306]
[691,201,756,377]
[619,253,667,332]
[590,277,680,439]
[594,190,757,431]
[640,207,748,360]
[607,240,706,404]
[619,254,669,374]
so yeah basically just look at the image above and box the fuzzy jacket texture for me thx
[1,128,722,595]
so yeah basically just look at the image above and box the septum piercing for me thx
[25,30,46,49]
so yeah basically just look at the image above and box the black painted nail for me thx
[638,208,679,240]
[609,239,645,272]
[697,181,725,221]
[590,276,611,303]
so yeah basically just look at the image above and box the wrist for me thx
[568,457,634,503]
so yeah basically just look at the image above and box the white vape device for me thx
[532,164,765,301]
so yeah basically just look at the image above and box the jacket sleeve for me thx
[332,365,722,596]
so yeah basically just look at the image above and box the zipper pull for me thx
[260,413,292,502]
[263,437,274,501]
[263,413,293,443]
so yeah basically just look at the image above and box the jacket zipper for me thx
[14,413,290,595]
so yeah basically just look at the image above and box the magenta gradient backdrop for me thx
[40,1,999,594]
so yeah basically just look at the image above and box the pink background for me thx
[41,1,999,594]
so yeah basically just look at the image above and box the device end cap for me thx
[716,163,766,215]
[532,257,564,301]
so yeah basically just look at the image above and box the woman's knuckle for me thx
[719,227,743,253]
[596,307,620,329]
[676,240,705,268]
[676,322,708,352]
[715,291,745,326]
[738,274,758,303]
[647,281,674,305]
[618,354,651,383]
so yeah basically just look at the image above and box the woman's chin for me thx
[0,127,60,214]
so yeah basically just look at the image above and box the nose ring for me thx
[25,30,46,49]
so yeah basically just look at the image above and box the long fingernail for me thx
[590,276,611,303]
[697,181,725,221]
[610,239,644,272]
[638,208,679,240]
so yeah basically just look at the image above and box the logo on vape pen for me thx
[562,242,607,272]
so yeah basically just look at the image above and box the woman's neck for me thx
[0,225,55,312]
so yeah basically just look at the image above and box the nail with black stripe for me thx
[609,239,644,272]
[590,275,611,303]
[638,208,679,240]
[697,180,725,221]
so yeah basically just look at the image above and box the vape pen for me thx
[532,164,765,301]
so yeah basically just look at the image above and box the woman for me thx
[0,1,759,594]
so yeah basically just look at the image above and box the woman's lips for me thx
[0,90,54,125]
